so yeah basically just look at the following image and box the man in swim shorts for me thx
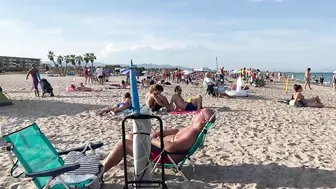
[170,85,202,111]
[304,68,312,90]
[26,63,40,97]
[102,108,215,172]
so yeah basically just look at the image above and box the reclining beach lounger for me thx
[151,112,216,181]
[1,121,104,189]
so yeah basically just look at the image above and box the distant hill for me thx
[119,63,191,70]
[42,61,191,70]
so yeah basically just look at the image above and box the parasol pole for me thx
[216,57,218,71]
[130,60,152,188]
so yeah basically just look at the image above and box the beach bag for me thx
[64,143,100,175]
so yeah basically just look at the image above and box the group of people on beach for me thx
[97,84,203,115]
[24,62,330,111]
[146,84,202,112]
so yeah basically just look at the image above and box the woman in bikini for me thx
[146,84,174,112]
[292,84,323,108]
[97,92,132,115]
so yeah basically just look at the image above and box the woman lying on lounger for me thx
[291,84,324,108]
[97,92,132,115]
[146,84,174,112]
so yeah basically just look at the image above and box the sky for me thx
[1,0,336,71]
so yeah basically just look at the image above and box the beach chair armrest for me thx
[26,163,80,177]
[57,142,104,155]
[167,150,189,155]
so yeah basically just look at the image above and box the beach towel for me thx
[169,110,197,115]
[107,86,121,89]
[115,109,133,116]
[277,100,290,105]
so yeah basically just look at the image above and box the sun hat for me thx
[334,71,336,74]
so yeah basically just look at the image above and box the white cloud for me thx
[1,13,336,71]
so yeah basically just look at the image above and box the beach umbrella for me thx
[127,60,153,186]
[122,69,140,76]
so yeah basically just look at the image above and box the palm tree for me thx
[75,55,83,75]
[56,55,64,75]
[70,54,77,73]
[84,53,90,67]
[75,55,83,67]
[89,53,96,69]
[64,55,71,75]
[47,51,55,64]
[47,51,61,75]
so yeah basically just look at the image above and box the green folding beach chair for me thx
[151,112,216,181]
[1,121,104,189]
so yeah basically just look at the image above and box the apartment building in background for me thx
[0,55,41,72]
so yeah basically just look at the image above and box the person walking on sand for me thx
[96,67,104,85]
[83,67,89,85]
[304,68,312,90]
[26,63,40,97]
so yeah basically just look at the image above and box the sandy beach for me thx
[2,74,336,189]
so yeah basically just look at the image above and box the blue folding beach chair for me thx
[1,121,104,189]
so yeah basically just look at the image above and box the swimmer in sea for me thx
[26,64,40,97]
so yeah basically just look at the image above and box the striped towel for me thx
[64,151,100,175]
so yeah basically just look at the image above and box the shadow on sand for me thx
[0,99,104,119]
[56,94,107,98]
[191,163,336,188]
[242,95,269,100]
[205,107,246,113]
[101,183,125,189]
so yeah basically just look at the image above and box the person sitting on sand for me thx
[102,108,216,173]
[146,84,174,112]
[97,92,132,115]
[170,86,202,111]
[203,72,216,96]
[291,84,324,108]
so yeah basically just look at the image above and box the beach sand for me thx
[2,74,336,188]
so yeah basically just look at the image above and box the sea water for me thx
[286,72,334,86]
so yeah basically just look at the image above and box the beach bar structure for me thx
[0,55,41,72]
